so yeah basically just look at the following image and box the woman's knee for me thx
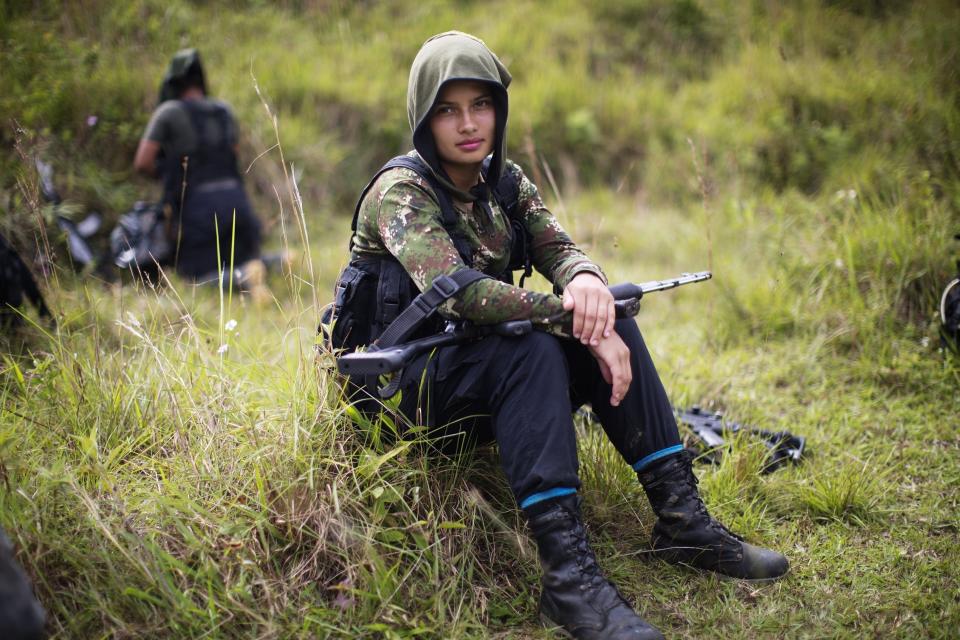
[615,318,647,350]
[487,331,570,396]
[507,331,567,366]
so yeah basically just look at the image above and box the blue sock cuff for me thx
[631,445,684,472]
[519,487,577,510]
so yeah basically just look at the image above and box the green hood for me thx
[407,31,512,202]
[159,48,206,104]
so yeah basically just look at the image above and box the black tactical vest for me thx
[162,100,241,215]
[324,154,531,354]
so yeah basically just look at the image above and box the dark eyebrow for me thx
[434,93,492,109]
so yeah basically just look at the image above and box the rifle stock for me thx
[337,320,533,376]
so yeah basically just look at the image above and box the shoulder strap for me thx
[484,159,532,285]
[183,101,236,157]
[181,100,210,147]
[484,157,522,221]
[350,155,435,234]
[170,101,239,194]
[349,155,473,263]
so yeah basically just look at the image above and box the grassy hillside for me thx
[1,0,958,638]
[3,0,958,215]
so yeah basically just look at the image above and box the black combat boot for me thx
[527,495,664,640]
[638,450,789,581]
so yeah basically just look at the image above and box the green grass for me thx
[1,0,959,637]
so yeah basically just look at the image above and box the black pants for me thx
[394,318,682,507]
[174,184,262,279]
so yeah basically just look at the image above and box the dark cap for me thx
[159,48,206,103]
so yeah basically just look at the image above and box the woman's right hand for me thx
[587,332,632,407]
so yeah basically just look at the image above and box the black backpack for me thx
[0,231,50,327]
[322,154,530,356]
[161,100,241,218]
[109,201,172,276]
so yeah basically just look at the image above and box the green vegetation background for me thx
[0,0,958,638]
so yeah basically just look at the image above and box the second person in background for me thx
[134,48,268,300]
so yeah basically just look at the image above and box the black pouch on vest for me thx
[322,256,429,353]
[323,262,379,353]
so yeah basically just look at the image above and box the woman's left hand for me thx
[562,272,615,346]
[587,332,632,407]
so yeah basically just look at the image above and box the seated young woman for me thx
[335,31,788,640]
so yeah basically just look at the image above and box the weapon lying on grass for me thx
[36,158,102,269]
[939,234,960,355]
[677,405,806,473]
[336,271,713,383]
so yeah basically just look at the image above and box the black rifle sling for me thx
[375,269,487,349]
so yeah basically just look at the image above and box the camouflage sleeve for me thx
[377,179,577,337]
[511,162,607,289]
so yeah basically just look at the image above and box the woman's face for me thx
[429,80,495,170]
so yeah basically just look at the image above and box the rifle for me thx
[336,271,712,381]
[677,405,805,473]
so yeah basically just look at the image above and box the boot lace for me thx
[568,518,630,605]
[674,450,744,542]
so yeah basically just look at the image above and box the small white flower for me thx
[833,189,858,203]
[217,344,229,355]
[225,319,238,331]
[921,337,930,348]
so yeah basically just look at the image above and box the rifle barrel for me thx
[609,271,712,301]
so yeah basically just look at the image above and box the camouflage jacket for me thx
[350,156,605,338]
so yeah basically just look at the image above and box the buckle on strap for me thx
[431,274,460,299]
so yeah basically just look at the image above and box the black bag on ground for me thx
[109,202,172,274]
[0,526,46,640]
[0,232,50,327]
